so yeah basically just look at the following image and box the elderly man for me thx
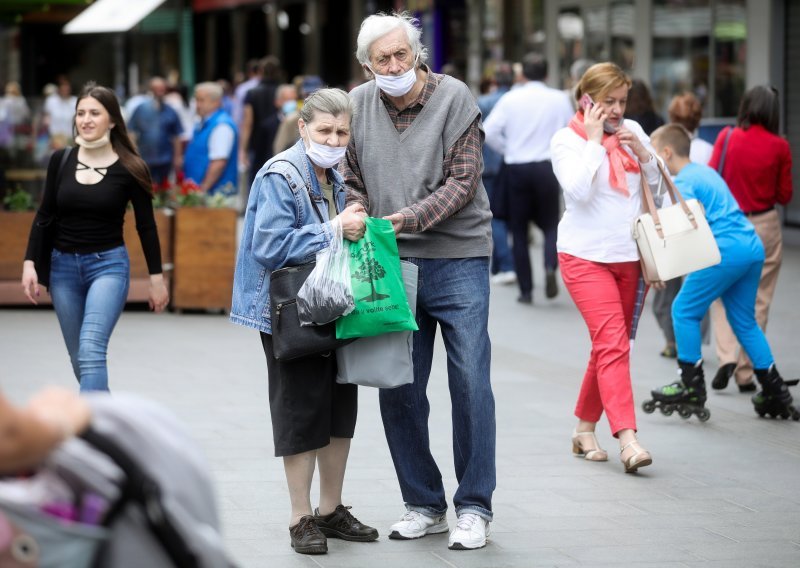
[342,12,495,550]
[184,82,239,195]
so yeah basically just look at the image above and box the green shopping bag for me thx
[335,217,418,339]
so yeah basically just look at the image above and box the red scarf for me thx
[568,111,639,196]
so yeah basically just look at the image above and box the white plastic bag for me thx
[297,218,355,326]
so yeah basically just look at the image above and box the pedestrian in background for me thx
[22,82,169,392]
[0,81,30,159]
[43,76,76,150]
[230,88,377,556]
[343,11,495,550]
[232,58,262,126]
[183,82,238,196]
[477,62,516,285]
[484,52,573,303]
[550,62,657,473]
[128,77,184,185]
[708,86,793,392]
[273,75,324,156]
[624,78,665,135]
[240,56,283,185]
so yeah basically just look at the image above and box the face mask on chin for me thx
[368,55,419,97]
[303,130,347,169]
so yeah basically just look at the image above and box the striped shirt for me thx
[341,66,483,233]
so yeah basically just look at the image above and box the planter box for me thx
[171,207,237,311]
[0,211,46,305]
[122,208,174,303]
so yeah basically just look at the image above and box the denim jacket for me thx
[230,139,345,333]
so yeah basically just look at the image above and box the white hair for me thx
[299,88,354,125]
[355,11,428,67]
[194,81,223,101]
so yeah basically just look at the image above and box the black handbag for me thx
[30,148,71,288]
[269,262,354,361]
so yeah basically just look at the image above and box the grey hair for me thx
[298,88,354,124]
[194,81,223,101]
[355,11,428,67]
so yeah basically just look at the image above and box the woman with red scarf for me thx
[550,63,660,473]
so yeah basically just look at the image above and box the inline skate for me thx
[642,360,711,422]
[752,365,800,420]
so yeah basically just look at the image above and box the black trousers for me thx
[503,160,561,295]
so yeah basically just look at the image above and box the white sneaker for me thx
[448,513,490,550]
[490,271,517,285]
[388,510,449,540]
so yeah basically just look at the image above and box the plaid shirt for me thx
[342,66,483,233]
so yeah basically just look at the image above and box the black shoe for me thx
[737,381,757,393]
[711,362,736,390]
[314,505,379,542]
[289,515,327,554]
[517,293,532,304]
[545,270,559,299]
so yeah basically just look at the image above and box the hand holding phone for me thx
[579,94,617,134]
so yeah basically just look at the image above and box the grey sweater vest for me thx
[349,75,492,258]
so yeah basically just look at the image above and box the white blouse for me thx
[550,119,661,263]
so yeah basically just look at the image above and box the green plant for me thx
[2,187,35,211]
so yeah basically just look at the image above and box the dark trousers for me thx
[504,161,560,295]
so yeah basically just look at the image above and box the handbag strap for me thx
[639,159,698,240]
[716,126,734,175]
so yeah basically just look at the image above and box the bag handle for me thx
[639,159,698,239]
[716,126,734,175]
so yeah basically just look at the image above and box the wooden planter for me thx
[171,207,237,311]
[122,208,174,303]
[0,211,44,305]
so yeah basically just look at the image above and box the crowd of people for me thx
[3,8,797,563]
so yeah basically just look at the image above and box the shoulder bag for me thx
[30,147,71,288]
[632,160,721,282]
[268,172,353,361]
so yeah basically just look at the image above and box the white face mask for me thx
[368,55,419,97]
[304,131,347,169]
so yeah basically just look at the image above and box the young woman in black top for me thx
[22,83,169,392]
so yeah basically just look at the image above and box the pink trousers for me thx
[559,253,640,436]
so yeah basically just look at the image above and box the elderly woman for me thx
[230,88,376,555]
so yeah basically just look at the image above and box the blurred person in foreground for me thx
[22,83,168,393]
[707,86,793,393]
[230,88,377,555]
[342,11,495,550]
[550,62,658,473]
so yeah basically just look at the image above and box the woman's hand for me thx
[148,274,170,313]
[583,103,608,145]
[337,203,367,241]
[649,280,667,291]
[616,126,651,162]
[21,260,40,305]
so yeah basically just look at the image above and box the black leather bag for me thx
[269,262,354,361]
[30,148,71,288]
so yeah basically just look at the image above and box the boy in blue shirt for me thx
[644,124,798,421]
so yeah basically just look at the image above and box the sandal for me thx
[571,430,608,462]
[620,439,652,473]
[659,345,677,359]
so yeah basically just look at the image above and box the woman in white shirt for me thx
[550,62,660,473]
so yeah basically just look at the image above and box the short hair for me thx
[260,55,283,82]
[299,88,354,125]
[575,62,631,107]
[737,85,780,134]
[274,83,297,103]
[356,11,428,67]
[668,92,703,133]
[521,53,547,82]
[195,81,223,101]
[570,58,595,82]
[494,61,514,88]
[246,58,261,75]
[651,124,691,158]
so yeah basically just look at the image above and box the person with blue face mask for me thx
[231,88,377,556]
[342,11,495,551]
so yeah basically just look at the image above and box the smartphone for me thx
[579,94,618,134]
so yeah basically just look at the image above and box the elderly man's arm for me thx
[341,140,370,211]
[391,117,482,234]
[200,123,235,192]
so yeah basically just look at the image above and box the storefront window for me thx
[714,0,747,117]
[610,1,634,73]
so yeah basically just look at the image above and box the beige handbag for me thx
[632,161,721,282]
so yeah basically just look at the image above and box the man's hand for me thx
[383,212,404,235]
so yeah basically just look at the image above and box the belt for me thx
[745,206,775,217]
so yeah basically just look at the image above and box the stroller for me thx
[0,394,236,567]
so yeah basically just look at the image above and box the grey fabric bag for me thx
[336,261,418,389]
[0,394,234,568]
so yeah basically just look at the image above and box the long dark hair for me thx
[737,85,780,134]
[75,82,153,194]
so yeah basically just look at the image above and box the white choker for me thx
[75,131,111,149]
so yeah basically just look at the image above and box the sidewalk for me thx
[2,232,800,568]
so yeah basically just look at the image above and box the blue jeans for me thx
[49,246,130,392]
[379,257,496,521]
[483,175,514,274]
[673,258,773,368]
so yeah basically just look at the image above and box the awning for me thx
[63,0,167,34]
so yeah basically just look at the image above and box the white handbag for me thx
[632,161,721,282]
